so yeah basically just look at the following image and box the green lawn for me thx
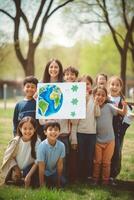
[0,108,134,200]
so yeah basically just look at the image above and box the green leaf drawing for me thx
[70,111,76,117]
[71,85,78,92]
[71,98,78,105]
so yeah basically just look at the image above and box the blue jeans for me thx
[110,123,130,178]
[45,172,66,188]
[77,133,96,181]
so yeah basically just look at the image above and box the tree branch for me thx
[79,1,98,7]
[122,0,129,30]
[98,0,123,54]
[13,0,26,70]
[31,0,46,34]
[121,0,134,58]
[20,9,30,33]
[79,20,106,24]
[34,0,74,47]
[34,0,54,46]
[0,9,14,20]
[47,0,74,19]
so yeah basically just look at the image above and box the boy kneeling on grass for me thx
[37,121,66,188]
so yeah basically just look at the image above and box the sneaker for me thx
[91,179,99,186]
[109,177,117,186]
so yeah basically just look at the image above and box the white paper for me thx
[36,82,86,119]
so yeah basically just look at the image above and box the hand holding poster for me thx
[36,82,86,119]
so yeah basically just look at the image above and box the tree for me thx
[0,0,74,76]
[0,31,11,63]
[67,0,134,94]
[96,0,134,94]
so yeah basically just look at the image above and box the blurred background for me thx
[0,0,133,102]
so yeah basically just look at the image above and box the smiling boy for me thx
[37,121,65,188]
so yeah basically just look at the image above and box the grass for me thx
[0,107,134,200]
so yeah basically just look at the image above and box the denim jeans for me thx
[110,123,130,178]
[77,133,96,181]
[45,172,66,188]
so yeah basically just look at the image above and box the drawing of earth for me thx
[38,85,63,117]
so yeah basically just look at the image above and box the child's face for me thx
[64,71,77,82]
[97,75,107,87]
[48,61,60,80]
[45,126,60,144]
[20,121,35,141]
[94,88,107,106]
[109,79,122,97]
[86,80,92,94]
[23,83,37,99]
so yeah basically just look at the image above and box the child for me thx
[63,66,79,183]
[71,75,100,183]
[1,116,41,188]
[95,73,108,88]
[63,66,79,82]
[13,76,38,136]
[107,76,132,184]
[42,58,63,83]
[92,86,127,185]
[37,121,65,188]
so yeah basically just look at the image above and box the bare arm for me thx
[38,161,45,187]
[94,96,101,117]
[56,158,64,188]
[24,163,38,188]
[115,101,127,115]
[69,120,79,149]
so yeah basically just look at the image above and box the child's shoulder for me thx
[56,139,65,149]
[15,99,25,106]
[15,98,36,107]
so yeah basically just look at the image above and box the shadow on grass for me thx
[115,179,134,192]
[65,179,134,196]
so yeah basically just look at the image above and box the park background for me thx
[0,0,134,199]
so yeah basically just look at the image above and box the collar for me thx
[46,139,58,149]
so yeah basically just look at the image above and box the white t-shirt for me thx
[109,96,121,107]
[16,138,40,170]
[109,95,133,125]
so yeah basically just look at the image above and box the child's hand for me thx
[94,96,99,105]
[121,101,127,106]
[25,174,31,188]
[121,101,127,115]
[11,165,22,182]
[33,92,38,100]
[71,144,78,150]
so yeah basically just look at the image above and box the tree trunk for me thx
[131,49,134,72]
[24,44,35,76]
[120,51,127,95]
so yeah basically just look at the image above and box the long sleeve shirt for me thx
[13,98,36,135]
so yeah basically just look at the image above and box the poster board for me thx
[36,82,86,119]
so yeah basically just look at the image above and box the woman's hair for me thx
[17,116,37,159]
[108,76,124,98]
[42,59,63,83]
[93,86,109,103]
